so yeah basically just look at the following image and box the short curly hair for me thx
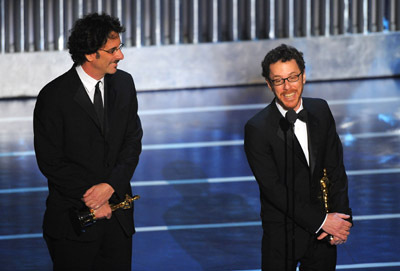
[67,12,125,66]
[261,44,305,81]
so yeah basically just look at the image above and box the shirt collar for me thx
[75,65,104,93]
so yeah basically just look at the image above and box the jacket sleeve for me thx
[106,75,143,200]
[322,102,353,224]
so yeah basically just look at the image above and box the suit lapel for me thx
[72,70,104,134]
[273,102,287,143]
[304,103,319,177]
[104,75,116,139]
[303,98,320,176]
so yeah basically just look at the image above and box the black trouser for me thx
[262,235,337,271]
[44,216,132,271]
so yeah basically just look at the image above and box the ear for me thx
[302,70,306,84]
[85,52,97,62]
[266,79,273,91]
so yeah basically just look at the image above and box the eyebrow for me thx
[271,71,300,78]
[103,45,118,50]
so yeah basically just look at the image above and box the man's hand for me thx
[93,202,112,220]
[317,213,351,244]
[329,235,346,246]
[317,232,347,245]
[82,183,114,209]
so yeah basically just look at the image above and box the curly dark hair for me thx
[67,12,125,66]
[261,44,305,81]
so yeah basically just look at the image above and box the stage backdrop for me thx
[0,32,399,98]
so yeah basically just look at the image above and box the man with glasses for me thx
[244,44,352,270]
[34,13,142,270]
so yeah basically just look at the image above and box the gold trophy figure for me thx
[320,169,333,241]
[320,169,329,213]
[70,194,140,234]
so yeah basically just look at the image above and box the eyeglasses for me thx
[269,71,303,86]
[99,43,124,54]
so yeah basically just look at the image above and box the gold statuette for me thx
[109,194,140,212]
[320,169,329,213]
[320,169,334,242]
[70,194,140,234]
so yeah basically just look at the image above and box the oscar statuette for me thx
[320,169,333,242]
[70,194,140,234]
[320,168,329,213]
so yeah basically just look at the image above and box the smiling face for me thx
[266,59,306,111]
[82,31,124,80]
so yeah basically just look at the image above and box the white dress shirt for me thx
[75,65,104,106]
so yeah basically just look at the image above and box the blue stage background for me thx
[0,77,399,270]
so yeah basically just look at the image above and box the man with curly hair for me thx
[34,13,142,270]
[244,44,352,270]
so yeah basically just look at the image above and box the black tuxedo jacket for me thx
[244,97,352,257]
[34,67,142,241]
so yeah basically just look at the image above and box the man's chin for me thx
[107,68,118,74]
[277,100,299,111]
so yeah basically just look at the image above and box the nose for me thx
[116,49,124,60]
[282,79,290,90]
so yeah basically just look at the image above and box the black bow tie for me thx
[297,109,308,123]
[285,109,308,124]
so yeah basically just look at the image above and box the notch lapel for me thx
[74,84,104,134]
[104,77,115,138]
[306,110,319,177]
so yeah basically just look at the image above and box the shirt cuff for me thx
[316,214,328,234]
